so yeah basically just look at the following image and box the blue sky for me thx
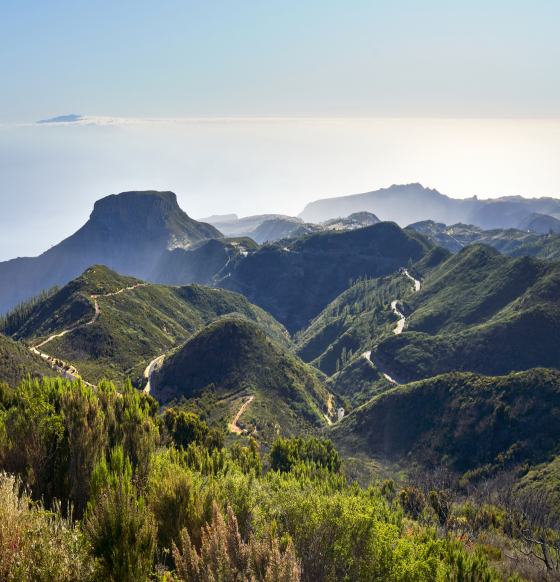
[1,1,560,262]
[2,0,559,122]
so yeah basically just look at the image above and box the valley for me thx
[2,188,560,582]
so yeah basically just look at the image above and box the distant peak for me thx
[36,114,84,124]
[90,190,181,220]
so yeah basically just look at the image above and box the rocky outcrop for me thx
[0,191,222,316]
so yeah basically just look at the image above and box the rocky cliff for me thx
[0,191,222,316]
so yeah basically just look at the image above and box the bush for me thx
[0,472,93,582]
[84,448,157,582]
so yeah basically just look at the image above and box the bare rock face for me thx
[0,191,222,316]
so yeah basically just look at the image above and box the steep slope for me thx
[299,183,560,230]
[507,232,560,261]
[373,245,560,380]
[215,222,435,333]
[150,237,259,286]
[518,212,560,234]
[0,191,222,316]
[330,368,560,484]
[251,218,316,244]
[155,319,337,441]
[205,214,296,237]
[406,222,543,256]
[0,335,58,387]
[10,265,290,387]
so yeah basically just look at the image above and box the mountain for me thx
[197,213,238,223]
[507,231,560,261]
[154,318,337,441]
[150,237,259,286]
[250,218,316,244]
[330,368,560,486]
[293,268,421,376]
[373,244,560,381]
[406,221,544,256]
[9,265,289,387]
[215,222,435,333]
[0,334,59,387]
[0,191,222,317]
[518,212,560,234]
[299,183,560,231]
[203,214,297,237]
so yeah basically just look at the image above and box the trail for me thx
[143,354,165,395]
[230,395,254,433]
[361,269,422,385]
[29,282,147,386]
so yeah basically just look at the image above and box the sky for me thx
[1,0,560,261]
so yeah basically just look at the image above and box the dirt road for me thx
[29,282,147,385]
[230,395,254,433]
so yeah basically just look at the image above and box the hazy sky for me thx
[1,1,560,261]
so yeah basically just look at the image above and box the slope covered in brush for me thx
[156,319,337,440]
[330,368,560,485]
[373,244,560,380]
[11,265,289,387]
[216,222,434,333]
[0,335,58,387]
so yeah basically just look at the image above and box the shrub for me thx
[172,502,300,582]
[0,472,93,582]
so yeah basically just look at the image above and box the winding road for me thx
[362,269,422,385]
[230,395,254,433]
[30,283,147,386]
[143,354,165,395]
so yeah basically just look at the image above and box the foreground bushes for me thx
[0,376,540,581]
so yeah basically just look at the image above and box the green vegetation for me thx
[0,374,529,582]
[10,265,290,387]
[330,367,560,483]
[0,284,60,336]
[0,334,58,387]
[508,231,560,261]
[216,221,435,333]
[158,319,336,440]
[371,244,560,380]
[294,271,417,376]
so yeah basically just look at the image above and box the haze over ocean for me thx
[1,117,559,262]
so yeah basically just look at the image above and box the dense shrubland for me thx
[0,375,556,581]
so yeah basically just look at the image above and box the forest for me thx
[1,375,558,582]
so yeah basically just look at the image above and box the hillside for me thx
[299,183,560,230]
[406,221,545,256]
[0,191,222,316]
[10,265,290,387]
[507,231,560,261]
[518,212,560,233]
[0,334,58,387]
[293,269,419,376]
[204,213,296,237]
[251,217,316,244]
[216,222,435,333]
[373,244,560,380]
[330,368,560,484]
[155,319,337,441]
[150,237,259,285]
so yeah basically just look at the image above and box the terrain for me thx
[6,265,289,387]
[299,183,560,230]
[154,318,338,441]
[373,244,560,381]
[330,368,560,486]
[0,334,58,387]
[0,190,222,316]
[215,221,434,333]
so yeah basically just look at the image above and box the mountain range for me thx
[3,186,560,499]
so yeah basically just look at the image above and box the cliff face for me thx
[0,191,222,316]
